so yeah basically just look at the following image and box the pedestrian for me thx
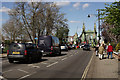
[98,44,104,60]
[95,43,99,56]
[107,43,113,59]
[0,42,4,54]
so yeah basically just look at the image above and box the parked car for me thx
[7,43,42,63]
[81,43,85,48]
[38,36,61,55]
[61,44,68,51]
[83,44,90,50]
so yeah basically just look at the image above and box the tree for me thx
[55,26,69,44]
[2,18,22,43]
[100,1,120,43]
[7,2,68,44]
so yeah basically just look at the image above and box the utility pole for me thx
[98,9,101,45]
[88,9,101,46]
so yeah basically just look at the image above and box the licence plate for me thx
[12,52,20,54]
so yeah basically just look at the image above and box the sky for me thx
[0,0,117,37]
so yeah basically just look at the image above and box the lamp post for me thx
[88,9,101,46]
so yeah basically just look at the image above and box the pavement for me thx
[0,53,7,58]
[86,52,119,80]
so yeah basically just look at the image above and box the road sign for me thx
[34,37,38,40]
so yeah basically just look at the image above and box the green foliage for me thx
[100,1,120,38]
[115,42,120,52]
[55,27,69,44]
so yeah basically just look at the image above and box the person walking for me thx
[95,44,99,56]
[98,44,104,60]
[107,43,113,59]
[0,42,4,54]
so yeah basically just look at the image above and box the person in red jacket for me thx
[107,43,113,59]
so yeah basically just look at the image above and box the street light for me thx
[88,9,101,46]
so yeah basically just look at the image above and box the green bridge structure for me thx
[79,23,97,47]
[72,23,97,47]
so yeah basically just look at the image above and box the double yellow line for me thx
[81,52,94,80]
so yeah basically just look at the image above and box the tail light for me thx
[7,50,9,55]
[24,50,27,55]
[51,46,53,50]
[50,52,52,54]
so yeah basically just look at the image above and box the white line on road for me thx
[17,69,29,73]
[41,62,48,64]
[70,55,73,57]
[81,52,94,80]
[61,58,67,61]
[46,62,58,67]
[18,72,36,80]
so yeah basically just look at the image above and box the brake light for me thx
[7,50,9,55]
[25,50,27,55]
[51,46,53,50]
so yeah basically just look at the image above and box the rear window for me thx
[38,36,51,46]
[9,43,25,50]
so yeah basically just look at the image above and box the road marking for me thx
[3,69,13,73]
[28,64,40,68]
[17,69,29,73]
[32,66,40,68]
[70,55,73,57]
[0,76,5,79]
[46,62,58,67]
[81,52,94,80]
[18,72,36,80]
[28,64,34,66]
[41,62,48,64]
[61,58,67,61]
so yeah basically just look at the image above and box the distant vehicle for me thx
[7,43,42,63]
[38,36,61,55]
[81,43,85,48]
[67,44,72,50]
[72,44,76,49]
[83,44,90,50]
[61,44,68,51]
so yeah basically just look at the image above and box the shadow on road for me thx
[13,58,48,64]
[43,53,67,57]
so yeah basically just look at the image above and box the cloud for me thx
[0,7,11,13]
[73,2,80,10]
[70,21,80,23]
[54,2,70,7]
[82,3,89,9]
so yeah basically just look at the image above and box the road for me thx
[1,49,93,80]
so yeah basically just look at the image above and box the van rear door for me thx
[38,36,52,52]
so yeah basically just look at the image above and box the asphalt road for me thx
[1,49,93,80]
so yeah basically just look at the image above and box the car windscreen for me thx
[38,36,51,47]
[9,43,25,51]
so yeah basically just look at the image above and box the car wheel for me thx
[9,59,14,63]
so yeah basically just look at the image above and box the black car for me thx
[60,44,68,51]
[83,44,90,50]
[38,36,61,55]
[7,43,42,63]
